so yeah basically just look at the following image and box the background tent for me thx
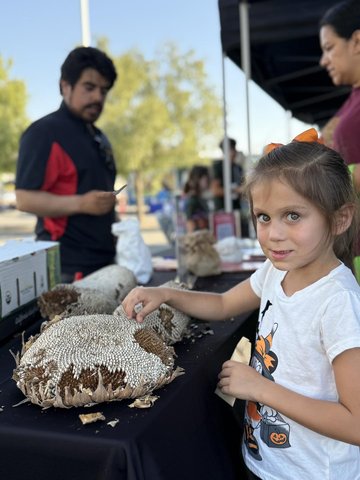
[218,0,350,127]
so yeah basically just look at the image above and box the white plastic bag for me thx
[214,236,243,263]
[111,219,153,284]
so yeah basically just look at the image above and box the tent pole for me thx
[221,51,232,213]
[285,110,292,142]
[80,0,91,46]
[239,1,252,159]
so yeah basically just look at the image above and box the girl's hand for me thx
[217,360,266,402]
[122,286,167,322]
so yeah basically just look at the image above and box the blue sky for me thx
[0,0,312,154]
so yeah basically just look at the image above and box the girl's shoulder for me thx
[327,262,360,294]
[251,259,283,280]
[250,259,284,296]
[250,261,360,303]
[309,264,360,321]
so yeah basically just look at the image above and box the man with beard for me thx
[15,47,118,282]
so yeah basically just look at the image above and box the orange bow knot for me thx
[263,128,323,154]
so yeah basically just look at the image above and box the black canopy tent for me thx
[218,0,350,127]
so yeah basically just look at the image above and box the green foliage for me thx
[99,43,222,180]
[0,56,29,173]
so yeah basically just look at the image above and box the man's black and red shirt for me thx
[16,102,117,277]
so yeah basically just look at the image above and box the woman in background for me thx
[319,0,360,280]
[183,165,210,233]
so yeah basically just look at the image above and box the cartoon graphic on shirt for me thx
[244,310,291,461]
[256,299,272,337]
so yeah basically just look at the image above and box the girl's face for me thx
[319,25,360,87]
[199,175,209,192]
[251,178,338,281]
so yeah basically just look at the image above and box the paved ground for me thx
[0,208,170,255]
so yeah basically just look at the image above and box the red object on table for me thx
[211,212,237,241]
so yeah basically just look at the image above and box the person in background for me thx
[211,137,249,237]
[182,165,210,233]
[123,133,360,480]
[15,46,118,283]
[155,180,175,244]
[319,0,360,280]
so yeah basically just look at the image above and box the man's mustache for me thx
[85,103,103,110]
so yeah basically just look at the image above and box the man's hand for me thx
[79,190,116,215]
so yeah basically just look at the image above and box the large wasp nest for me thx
[38,265,137,320]
[114,281,191,345]
[180,230,221,277]
[13,313,182,408]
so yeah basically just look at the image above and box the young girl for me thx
[122,130,360,480]
[182,165,210,233]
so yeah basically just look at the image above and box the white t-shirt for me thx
[243,260,360,480]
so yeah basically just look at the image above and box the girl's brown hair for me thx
[245,141,359,269]
[183,165,210,196]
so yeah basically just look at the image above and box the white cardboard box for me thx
[0,240,60,321]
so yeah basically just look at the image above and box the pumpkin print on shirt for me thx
[244,303,291,461]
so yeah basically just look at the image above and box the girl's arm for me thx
[122,277,260,323]
[218,347,360,446]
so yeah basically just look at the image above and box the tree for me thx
[99,44,222,221]
[0,56,28,173]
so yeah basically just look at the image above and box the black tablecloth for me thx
[0,272,258,480]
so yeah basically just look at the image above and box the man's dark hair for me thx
[60,46,117,93]
[219,137,236,151]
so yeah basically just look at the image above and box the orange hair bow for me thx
[263,128,323,154]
